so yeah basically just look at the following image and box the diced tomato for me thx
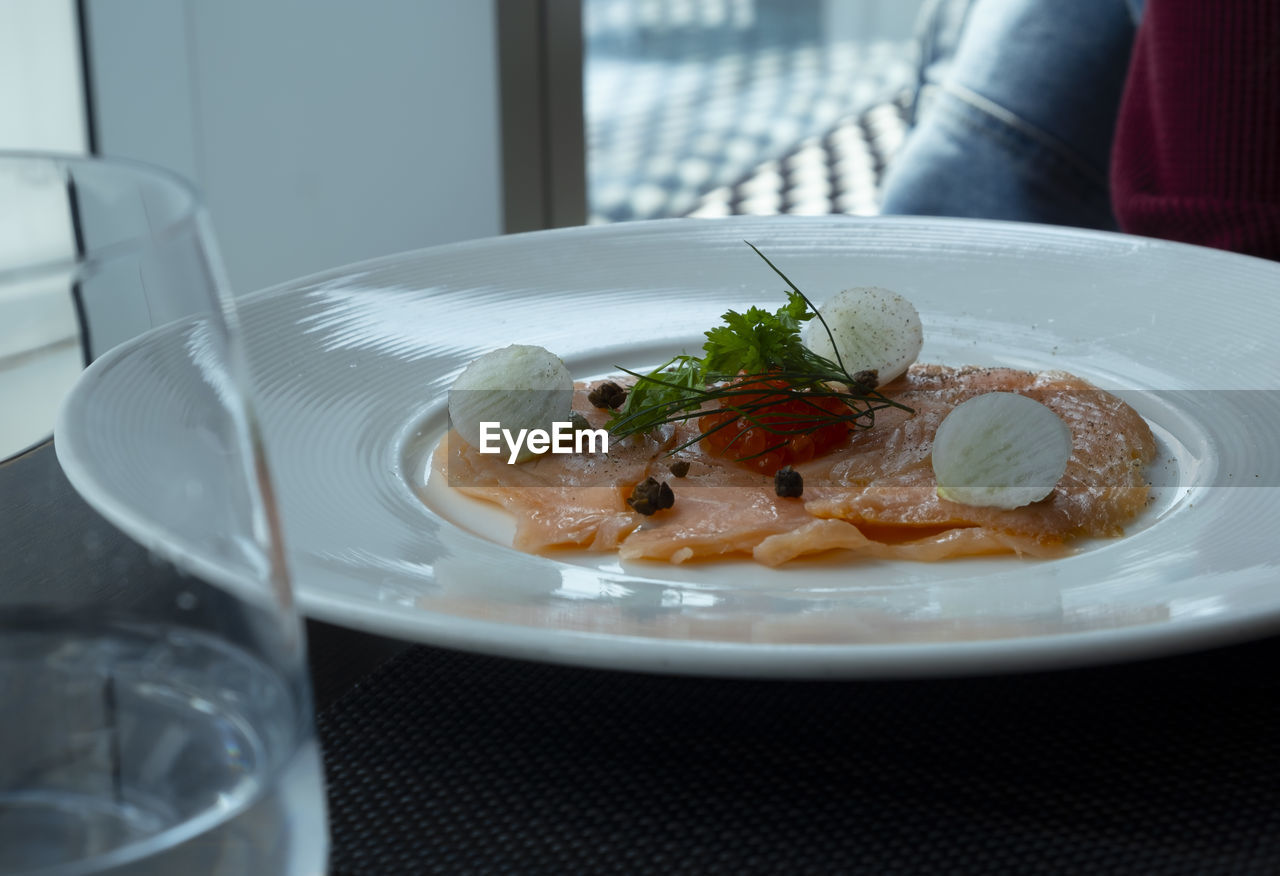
[700,378,852,474]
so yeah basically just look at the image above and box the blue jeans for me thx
[880,0,1144,230]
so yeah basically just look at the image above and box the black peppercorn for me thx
[669,460,690,478]
[774,466,803,498]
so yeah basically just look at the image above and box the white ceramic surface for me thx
[57,216,1280,677]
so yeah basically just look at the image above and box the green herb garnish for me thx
[608,242,912,457]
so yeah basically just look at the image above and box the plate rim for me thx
[296,582,1280,679]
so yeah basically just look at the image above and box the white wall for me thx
[85,0,503,295]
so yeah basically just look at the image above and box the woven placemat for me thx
[318,635,1280,875]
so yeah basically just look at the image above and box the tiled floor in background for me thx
[585,0,919,223]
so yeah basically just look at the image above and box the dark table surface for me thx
[8,444,1280,874]
[308,621,1280,876]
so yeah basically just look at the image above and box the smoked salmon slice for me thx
[432,366,1157,566]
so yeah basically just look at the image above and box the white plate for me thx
[57,217,1280,677]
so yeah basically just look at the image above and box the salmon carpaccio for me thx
[433,365,1157,566]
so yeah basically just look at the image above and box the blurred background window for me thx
[2,0,926,296]
[0,0,88,153]
[584,0,925,223]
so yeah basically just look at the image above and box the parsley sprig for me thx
[608,242,912,457]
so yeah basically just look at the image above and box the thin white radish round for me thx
[803,286,923,386]
[931,392,1073,509]
[448,344,573,460]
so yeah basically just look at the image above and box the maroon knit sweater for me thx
[1111,1,1280,261]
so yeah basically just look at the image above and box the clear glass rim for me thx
[0,149,205,285]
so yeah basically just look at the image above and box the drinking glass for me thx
[0,152,327,873]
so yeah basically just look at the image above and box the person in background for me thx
[880,0,1140,231]
[881,0,1280,262]
[1111,2,1280,261]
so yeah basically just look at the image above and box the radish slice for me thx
[931,392,1073,509]
[448,344,573,460]
[803,286,923,386]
